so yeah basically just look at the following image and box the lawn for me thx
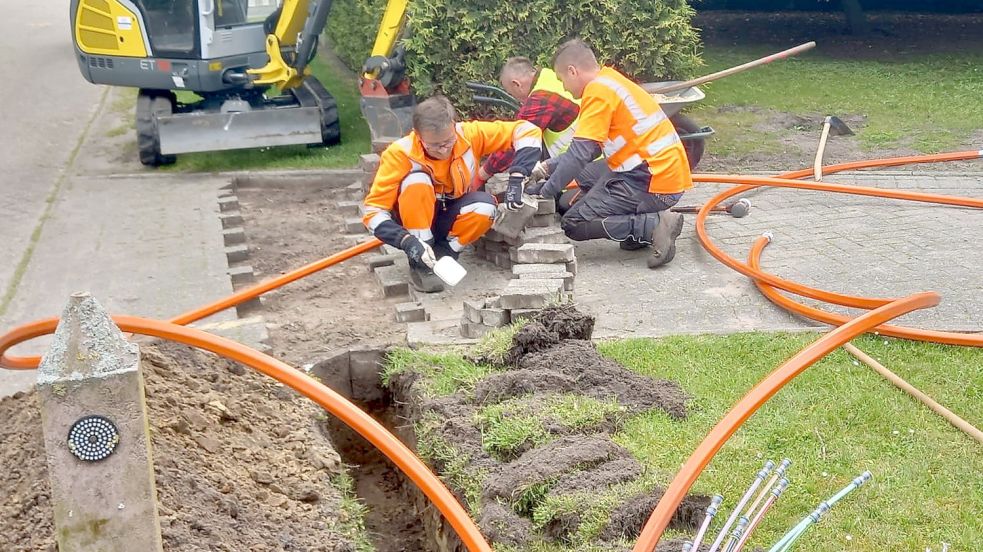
[391,330,982,551]
[688,45,983,155]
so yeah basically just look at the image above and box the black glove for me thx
[400,235,436,267]
[504,173,525,211]
[524,180,545,197]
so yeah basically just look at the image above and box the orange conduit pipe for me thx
[692,150,983,310]
[630,291,941,552]
[747,236,983,347]
[0,314,492,552]
[0,239,382,369]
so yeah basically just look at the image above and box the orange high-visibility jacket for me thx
[574,66,693,194]
[362,120,541,229]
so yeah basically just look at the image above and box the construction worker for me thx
[363,96,541,292]
[472,57,580,190]
[528,39,692,269]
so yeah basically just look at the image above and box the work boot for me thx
[408,262,445,293]
[619,238,647,251]
[647,211,684,269]
[432,241,460,261]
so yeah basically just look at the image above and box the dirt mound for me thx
[391,306,702,548]
[0,341,354,552]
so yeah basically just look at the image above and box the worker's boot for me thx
[646,211,684,269]
[432,241,460,261]
[408,260,445,293]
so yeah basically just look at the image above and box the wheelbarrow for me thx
[465,81,714,169]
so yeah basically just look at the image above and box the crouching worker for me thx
[528,39,692,269]
[362,96,542,292]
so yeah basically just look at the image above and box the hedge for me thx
[326,0,702,114]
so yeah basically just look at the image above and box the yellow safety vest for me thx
[531,69,580,158]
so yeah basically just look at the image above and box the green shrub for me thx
[327,0,702,114]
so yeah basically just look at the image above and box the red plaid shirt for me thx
[481,90,580,177]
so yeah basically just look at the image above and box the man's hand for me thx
[504,173,526,211]
[400,236,437,267]
[524,180,545,197]
[530,161,550,182]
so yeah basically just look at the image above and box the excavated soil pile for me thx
[391,305,707,549]
[0,341,355,552]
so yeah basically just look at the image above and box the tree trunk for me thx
[841,0,870,35]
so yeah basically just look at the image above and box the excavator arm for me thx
[248,0,336,89]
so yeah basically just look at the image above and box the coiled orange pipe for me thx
[748,236,983,347]
[630,291,941,552]
[0,239,382,369]
[2,314,492,552]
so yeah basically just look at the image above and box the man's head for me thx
[499,57,538,102]
[552,38,600,99]
[413,95,457,160]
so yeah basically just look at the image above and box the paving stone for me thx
[219,211,244,229]
[484,228,520,246]
[528,213,559,228]
[337,200,362,217]
[367,254,397,270]
[536,197,557,215]
[407,317,477,346]
[460,321,492,339]
[498,278,564,309]
[516,243,575,264]
[491,197,538,239]
[218,195,240,212]
[463,300,484,323]
[222,227,246,246]
[345,217,367,234]
[480,307,510,327]
[224,244,249,264]
[519,226,568,244]
[375,265,409,297]
[512,263,569,278]
[227,265,255,288]
[519,271,574,291]
[395,302,428,323]
[566,259,578,276]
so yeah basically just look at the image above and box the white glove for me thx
[530,161,550,182]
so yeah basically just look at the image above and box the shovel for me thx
[813,116,854,181]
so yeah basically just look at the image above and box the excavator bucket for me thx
[360,78,415,152]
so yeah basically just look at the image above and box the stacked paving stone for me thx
[460,241,577,338]
[472,196,568,270]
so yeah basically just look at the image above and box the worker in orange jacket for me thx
[528,39,692,269]
[363,96,542,292]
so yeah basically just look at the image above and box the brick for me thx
[345,217,367,234]
[310,350,352,399]
[219,211,243,229]
[566,260,578,276]
[227,265,255,288]
[480,307,510,328]
[224,244,249,264]
[509,309,540,323]
[519,226,567,245]
[349,347,387,402]
[395,302,427,323]
[498,278,564,309]
[375,265,409,297]
[337,200,362,217]
[528,213,559,228]
[222,227,246,246]
[519,271,574,291]
[218,195,240,212]
[463,300,484,323]
[516,243,575,264]
[536,197,557,215]
[512,263,568,278]
[359,153,381,173]
[460,321,492,339]
[493,252,513,269]
[483,229,520,246]
[367,254,397,269]
[345,182,363,201]
[483,240,509,253]
[491,197,538,239]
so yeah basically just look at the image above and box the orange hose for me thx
[1,315,491,552]
[630,291,941,552]
[0,239,382,369]
[748,236,983,347]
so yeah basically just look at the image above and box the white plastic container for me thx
[432,256,467,287]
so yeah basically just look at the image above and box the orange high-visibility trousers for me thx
[396,172,497,251]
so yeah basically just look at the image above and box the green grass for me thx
[328,472,376,552]
[416,412,487,514]
[476,394,626,459]
[598,333,983,551]
[688,45,983,153]
[165,50,370,172]
[383,348,501,398]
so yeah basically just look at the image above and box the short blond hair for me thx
[412,95,456,134]
[552,38,599,71]
[500,56,537,82]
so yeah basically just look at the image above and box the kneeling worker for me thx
[362,96,541,292]
[528,39,692,268]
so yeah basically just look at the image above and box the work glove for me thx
[400,235,437,268]
[504,173,526,211]
[524,180,546,198]
[530,161,550,182]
